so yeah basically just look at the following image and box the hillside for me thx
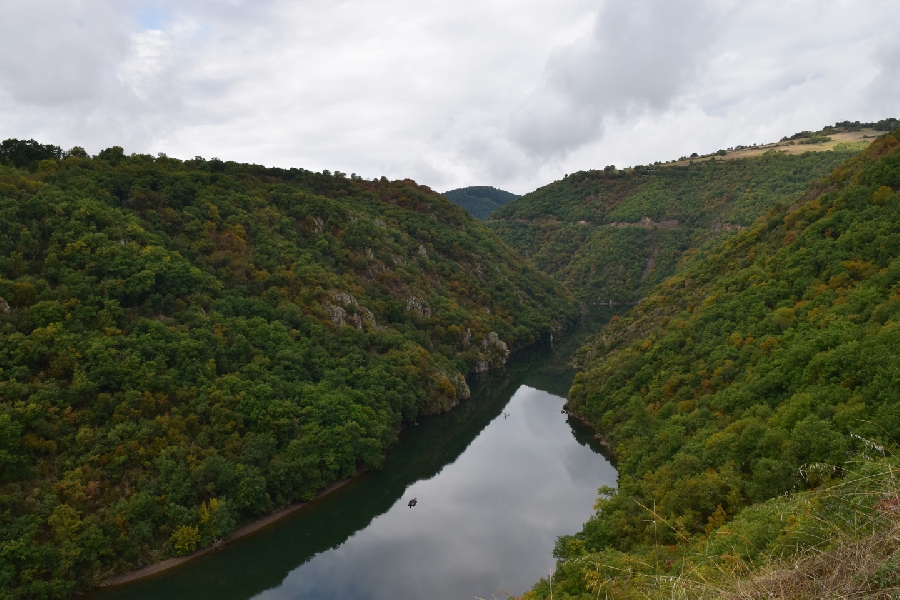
[663,118,896,166]
[490,141,870,304]
[442,186,519,220]
[0,141,575,596]
[524,130,900,598]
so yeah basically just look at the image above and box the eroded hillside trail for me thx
[641,241,659,281]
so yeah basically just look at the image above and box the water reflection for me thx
[89,311,618,600]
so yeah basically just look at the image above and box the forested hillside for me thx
[442,186,518,220]
[525,130,900,598]
[490,146,867,303]
[0,140,575,597]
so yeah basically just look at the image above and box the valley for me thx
[2,122,900,599]
[526,127,900,598]
[488,146,858,304]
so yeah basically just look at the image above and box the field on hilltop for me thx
[667,129,876,167]
[665,119,899,167]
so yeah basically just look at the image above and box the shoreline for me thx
[99,474,361,588]
[565,406,618,465]
[95,329,583,591]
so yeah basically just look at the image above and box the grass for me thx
[523,445,900,599]
[664,130,877,167]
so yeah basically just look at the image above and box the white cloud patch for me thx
[0,0,897,193]
[0,0,130,105]
[509,0,718,157]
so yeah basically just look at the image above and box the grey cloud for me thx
[0,0,896,194]
[509,0,719,158]
[866,30,900,116]
[0,1,132,106]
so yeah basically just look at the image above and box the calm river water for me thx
[89,311,618,600]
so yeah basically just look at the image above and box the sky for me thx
[0,0,897,194]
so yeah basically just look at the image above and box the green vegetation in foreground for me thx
[442,186,519,221]
[526,454,900,599]
[524,131,900,597]
[0,141,575,597]
[490,145,867,303]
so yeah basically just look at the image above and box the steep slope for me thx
[490,145,868,303]
[443,185,519,220]
[0,143,575,596]
[525,130,900,597]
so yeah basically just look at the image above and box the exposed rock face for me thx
[549,320,563,343]
[0,297,8,315]
[325,303,348,326]
[420,370,472,415]
[324,290,376,329]
[607,217,679,229]
[485,331,509,356]
[331,291,355,306]
[712,222,748,232]
[452,373,471,400]
[405,295,431,317]
[475,331,510,372]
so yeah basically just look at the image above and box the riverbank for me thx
[94,311,616,594]
[99,475,360,588]
[96,364,511,589]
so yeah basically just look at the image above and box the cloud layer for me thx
[0,0,897,193]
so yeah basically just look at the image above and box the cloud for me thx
[866,25,900,114]
[508,0,899,181]
[510,0,718,158]
[0,0,896,193]
[0,0,131,106]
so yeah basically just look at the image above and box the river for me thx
[88,310,618,600]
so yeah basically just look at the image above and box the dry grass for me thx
[722,523,900,599]
[559,455,900,600]
[664,130,878,167]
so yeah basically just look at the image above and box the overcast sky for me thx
[1,0,897,193]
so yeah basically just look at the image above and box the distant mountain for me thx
[489,140,871,304]
[443,186,519,220]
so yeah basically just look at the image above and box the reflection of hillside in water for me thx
[86,309,619,600]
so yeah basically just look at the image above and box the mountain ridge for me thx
[442,185,519,220]
[0,143,575,596]
[524,129,900,598]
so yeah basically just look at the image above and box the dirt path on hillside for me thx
[641,243,659,281]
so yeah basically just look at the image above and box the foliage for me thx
[442,186,519,221]
[524,130,900,597]
[0,140,63,171]
[0,144,575,597]
[489,149,866,303]
[524,454,900,599]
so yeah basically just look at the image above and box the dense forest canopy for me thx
[0,143,575,597]
[442,186,519,221]
[489,145,869,304]
[524,130,900,598]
